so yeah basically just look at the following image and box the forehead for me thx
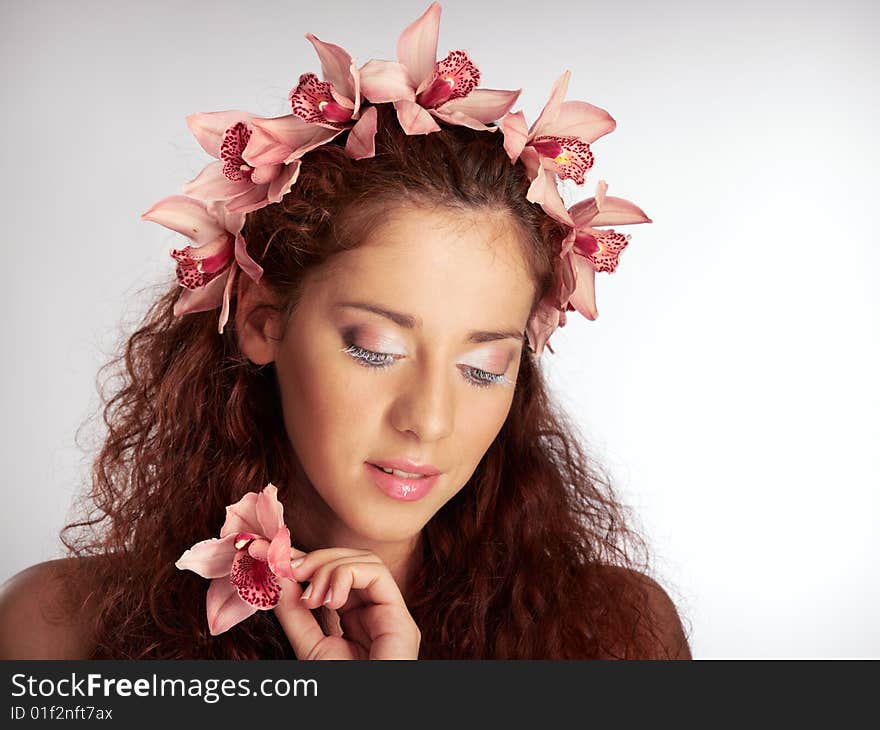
[299,206,537,336]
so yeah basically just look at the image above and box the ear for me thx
[235,274,283,365]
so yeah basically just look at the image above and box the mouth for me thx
[364,462,441,502]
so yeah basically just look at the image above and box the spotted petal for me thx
[229,550,282,610]
[172,267,230,317]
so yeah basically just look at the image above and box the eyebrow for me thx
[334,301,525,343]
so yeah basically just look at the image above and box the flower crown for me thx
[141,2,651,357]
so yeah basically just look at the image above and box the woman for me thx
[0,3,690,660]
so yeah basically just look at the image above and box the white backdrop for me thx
[1,0,877,658]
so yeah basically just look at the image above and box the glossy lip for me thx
[364,462,440,502]
[367,457,441,476]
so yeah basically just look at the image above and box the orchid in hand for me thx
[140,195,264,334]
[181,111,303,215]
[359,2,520,134]
[500,71,616,225]
[175,483,297,636]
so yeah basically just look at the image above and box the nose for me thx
[389,355,455,442]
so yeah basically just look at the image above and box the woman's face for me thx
[270,205,536,545]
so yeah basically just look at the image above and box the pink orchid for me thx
[181,111,304,216]
[526,181,651,356]
[358,2,520,134]
[175,483,297,636]
[564,180,652,322]
[500,71,616,226]
[140,195,264,334]
[285,33,379,160]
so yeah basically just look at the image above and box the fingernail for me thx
[290,557,305,569]
[301,584,313,600]
[323,588,333,605]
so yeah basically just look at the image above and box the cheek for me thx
[276,344,378,473]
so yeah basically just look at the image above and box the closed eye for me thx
[341,343,511,390]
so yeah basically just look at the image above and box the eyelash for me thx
[341,344,510,390]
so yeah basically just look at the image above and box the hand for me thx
[273,547,421,660]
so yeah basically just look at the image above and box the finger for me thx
[272,577,326,660]
[298,556,385,609]
[301,561,405,611]
[290,547,375,581]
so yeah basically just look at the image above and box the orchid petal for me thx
[547,101,616,143]
[397,1,441,90]
[393,99,441,135]
[182,160,253,201]
[175,534,238,579]
[186,110,259,159]
[224,183,272,215]
[220,492,261,538]
[359,59,416,103]
[170,232,233,286]
[206,576,258,635]
[255,483,284,538]
[267,525,296,581]
[570,182,653,227]
[525,159,575,227]
[500,110,529,163]
[241,124,296,167]
[568,254,598,320]
[246,537,271,561]
[250,163,282,186]
[217,263,237,334]
[267,160,302,203]
[344,106,378,159]
[429,107,496,132]
[247,115,343,162]
[305,32,356,101]
[172,270,228,317]
[530,70,570,137]
[211,201,245,236]
[229,550,282,610]
[526,298,562,357]
[440,88,521,124]
[141,195,226,246]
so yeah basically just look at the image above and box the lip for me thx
[364,462,440,502]
[367,457,441,476]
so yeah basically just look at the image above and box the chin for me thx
[344,509,427,545]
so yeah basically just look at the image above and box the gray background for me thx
[1,0,877,657]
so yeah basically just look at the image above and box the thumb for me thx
[274,576,326,660]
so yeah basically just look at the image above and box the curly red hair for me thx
[59,104,690,658]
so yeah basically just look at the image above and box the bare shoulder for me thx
[0,558,101,659]
[600,564,693,660]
